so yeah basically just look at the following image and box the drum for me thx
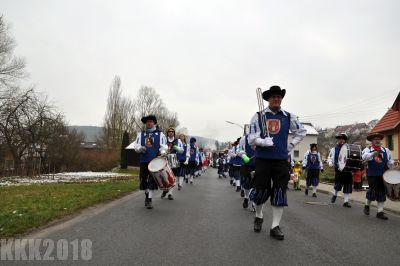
[148,157,176,190]
[167,154,179,168]
[383,169,400,201]
[338,144,363,172]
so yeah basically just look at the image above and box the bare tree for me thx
[102,76,139,149]
[0,16,26,88]
[102,76,123,149]
[134,86,179,132]
[135,86,164,121]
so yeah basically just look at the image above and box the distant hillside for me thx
[317,119,377,156]
[68,126,103,142]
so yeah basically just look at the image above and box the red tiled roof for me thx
[372,108,400,133]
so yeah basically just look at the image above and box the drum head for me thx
[148,157,167,172]
[338,144,348,171]
[383,170,400,184]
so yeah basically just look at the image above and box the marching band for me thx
[129,85,399,241]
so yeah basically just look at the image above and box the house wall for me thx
[289,135,318,161]
[379,129,399,160]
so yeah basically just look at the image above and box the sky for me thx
[2,0,400,141]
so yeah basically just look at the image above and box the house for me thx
[371,92,400,160]
[289,122,318,161]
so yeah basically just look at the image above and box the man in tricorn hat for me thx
[248,85,306,240]
[362,132,395,220]
[132,115,167,209]
[327,133,353,207]
[302,143,323,197]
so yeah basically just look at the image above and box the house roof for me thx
[372,92,400,133]
[290,123,318,136]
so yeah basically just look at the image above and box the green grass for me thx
[0,179,139,238]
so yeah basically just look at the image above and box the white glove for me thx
[328,162,333,167]
[184,158,189,165]
[287,143,295,152]
[255,137,274,147]
[160,150,167,157]
[237,151,245,157]
[138,146,146,153]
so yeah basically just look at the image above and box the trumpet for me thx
[256,88,270,138]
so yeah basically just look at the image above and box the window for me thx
[294,150,299,158]
[387,135,394,151]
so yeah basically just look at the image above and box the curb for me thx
[298,183,400,216]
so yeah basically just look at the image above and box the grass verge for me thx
[0,179,139,238]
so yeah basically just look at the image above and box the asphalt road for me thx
[5,168,400,266]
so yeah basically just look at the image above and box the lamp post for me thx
[225,121,244,129]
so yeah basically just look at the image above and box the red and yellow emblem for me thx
[266,119,281,134]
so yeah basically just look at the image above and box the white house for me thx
[289,122,318,162]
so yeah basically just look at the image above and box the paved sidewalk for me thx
[298,180,400,215]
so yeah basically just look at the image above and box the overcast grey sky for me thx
[2,0,399,141]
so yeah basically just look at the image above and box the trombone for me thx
[256,88,270,138]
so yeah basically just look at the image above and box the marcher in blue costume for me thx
[239,126,256,209]
[302,143,323,197]
[176,133,190,190]
[362,132,395,220]
[327,133,353,207]
[131,115,167,209]
[248,86,306,240]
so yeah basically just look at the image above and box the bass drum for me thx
[338,144,363,172]
[148,157,176,191]
[383,169,400,201]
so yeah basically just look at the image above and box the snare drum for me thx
[383,169,400,201]
[338,144,363,172]
[148,157,176,190]
[167,154,180,168]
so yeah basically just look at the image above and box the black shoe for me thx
[343,202,351,208]
[144,197,149,207]
[376,212,388,220]
[305,188,308,196]
[185,178,188,184]
[364,205,370,215]
[168,195,174,200]
[146,199,153,209]
[190,181,193,184]
[230,180,233,185]
[312,193,317,198]
[254,217,263,232]
[241,190,245,198]
[243,198,249,208]
[161,191,167,198]
[236,186,241,192]
[178,185,181,190]
[270,226,284,240]
[331,195,337,203]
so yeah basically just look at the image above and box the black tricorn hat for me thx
[310,143,317,149]
[262,85,286,101]
[141,115,157,124]
[367,132,384,141]
[335,133,348,141]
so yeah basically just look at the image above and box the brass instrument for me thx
[256,88,270,137]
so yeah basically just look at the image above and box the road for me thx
[5,168,400,265]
